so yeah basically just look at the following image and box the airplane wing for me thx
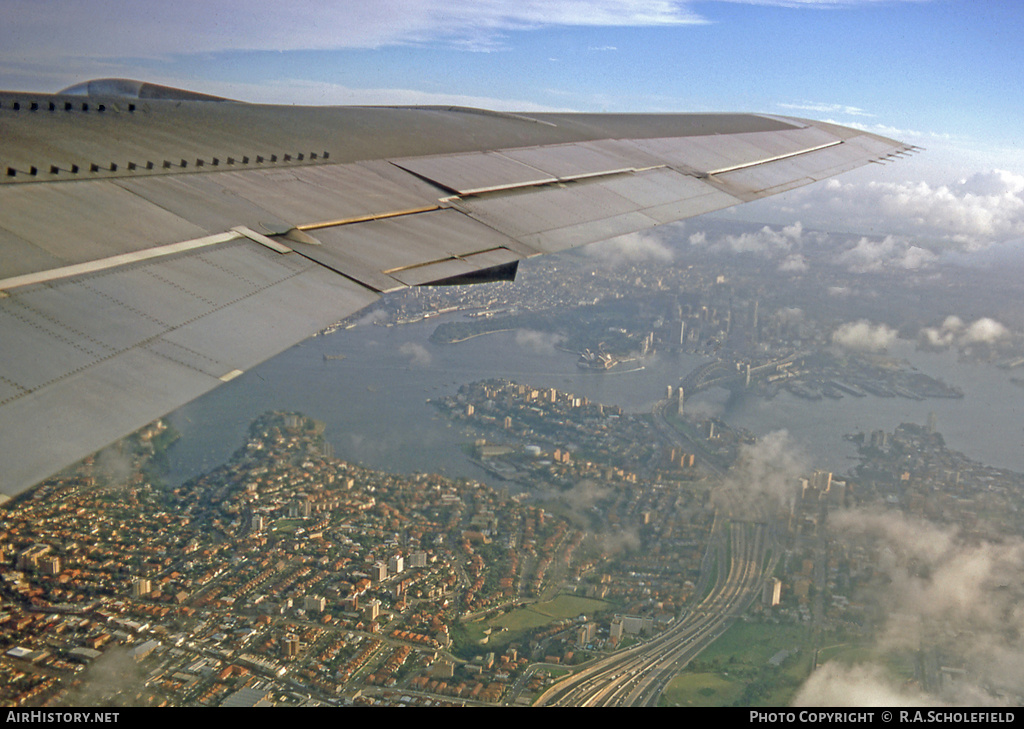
[0,79,914,494]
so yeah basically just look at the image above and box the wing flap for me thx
[290,208,531,292]
[111,160,446,239]
[81,264,228,328]
[593,168,740,223]
[386,247,522,287]
[453,168,739,253]
[0,240,363,397]
[210,161,444,226]
[455,178,646,238]
[0,243,378,491]
[496,141,645,179]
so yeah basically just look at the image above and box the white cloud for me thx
[777,253,808,272]
[689,221,807,258]
[778,101,874,117]
[0,1,706,64]
[793,170,1024,250]
[898,245,938,270]
[954,169,1024,197]
[716,430,808,515]
[775,306,804,323]
[794,663,942,708]
[717,0,932,6]
[919,326,955,349]
[835,236,899,273]
[585,230,675,264]
[962,317,1009,344]
[514,330,565,355]
[808,508,1024,705]
[831,320,898,352]
[398,342,433,367]
[918,316,1009,350]
[834,235,937,273]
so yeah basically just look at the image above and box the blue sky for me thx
[2,0,1022,250]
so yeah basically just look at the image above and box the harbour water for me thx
[165,314,1024,486]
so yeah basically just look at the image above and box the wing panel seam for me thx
[706,140,843,176]
[380,246,511,275]
[0,231,240,292]
[297,204,440,231]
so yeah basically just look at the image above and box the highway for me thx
[650,398,726,476]
[534,520,772,707]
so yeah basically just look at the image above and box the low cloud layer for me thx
[689,221,808,258]
[54,648,148,706]
[515,329,565,356]
[398,341,433,367]
[831,320,898,352]
[919,316,1010,350]
[794,663,942,707]
[585,230,675,265]
[716,430,808,516]
[685,221,945,276]
[962,317,1010,344]
[836,235,937,273]
[799,509,1024,706]
[777,253,809,273]
[793,169,1024,251]
[557,478,640,554]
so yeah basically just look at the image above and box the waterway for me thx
[165,314,1024,486]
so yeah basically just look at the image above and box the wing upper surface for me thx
[0,83,914,494]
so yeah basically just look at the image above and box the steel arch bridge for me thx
[679,352,807,400]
